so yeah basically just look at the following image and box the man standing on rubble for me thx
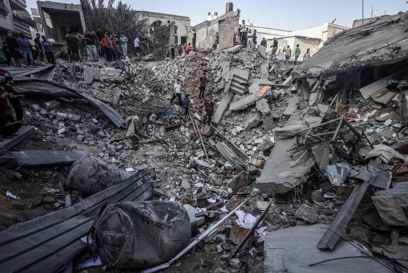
[182,94,190,115]
[294,44,301,65]
[204,98,214,125]
[284,45,291,64]
[65,31,80,62]
[119,33,128,57]
[17,34,33,66]
[42,36,55,64]
[271,37,278,60]
[85,31,99,62]
[252,29,258,47]
[6,32,20,66]
[134,35,140,57]
[101,33,112,62]
[34,33,44,63]
[303,48,311,62]
[192,29,197,50]
[170,79,182,106]
[199,72,207,99]
[260,37,267,48]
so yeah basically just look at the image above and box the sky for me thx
[26,0,408,30]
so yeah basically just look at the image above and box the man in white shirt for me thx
[119,34,128,57]
[170,79,182,106]
[134,36,140,56]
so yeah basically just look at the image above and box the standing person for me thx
[96,28,104,56]
[182,94,190,115]
[110,35,118,61]
[271,37,278,59]
[184,43,192,55]
[85,31,98,61]
[133,35,140,56]
[5,32,20,66]
[252,29,258,47]
[260,37,267,47]
[303,48,311,62]
[192,29,196,50]
[238,19,245,43]
[170,79,182,106]
[204,98,214,125]
[170,43,176,59]
[119,33,128,57]
[17,34,33,66]
[34,33,44,62]
[198,72,207,99]
[42,36,55,64]
[2,42,11,66]
[294,44,301,65]
[242,27,248,47]
[101,33,112,62]
[284,45,291,64]
[65,31,80,62]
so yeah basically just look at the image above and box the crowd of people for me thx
[233,20,312,64]
[2,32,55,67]
[64,30,134,63]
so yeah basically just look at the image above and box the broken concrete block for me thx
[372,182,408,226]
[256,98,271,115]
[223,45,243,54]
[257,140,275,152]
[184,204,205,227]
[244,112,261,130]
[257,45,268,59]
[264,224,390,273]
[295,204,319,224]
[201,125,214,138]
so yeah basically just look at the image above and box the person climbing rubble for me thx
[182,94,190,115]
[204,98,214,125]
[199,72,208,99]
[170,78,182,106]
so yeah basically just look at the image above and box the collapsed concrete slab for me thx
[372,182,408,226]
[255,138,314,194]
[299,12,408,76]
[264,224,390,273]
[212,92,234,124]
[229,93,259,112]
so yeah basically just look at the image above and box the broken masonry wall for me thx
[218,13,239,49]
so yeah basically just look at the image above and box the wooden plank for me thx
[317,181,370,250]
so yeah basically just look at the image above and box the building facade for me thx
[0,0,33,43]
[193,3,239,50]
[134,10,191,46]
[37,1,86,43]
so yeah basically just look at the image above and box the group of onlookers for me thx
[233,20,312,64]
[65,30,129,62]
[1,32,55,66]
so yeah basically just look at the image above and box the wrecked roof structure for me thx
[299,12,408,76]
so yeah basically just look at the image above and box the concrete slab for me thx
[255,138,314,194]
[229,93,259,112]
[212,92,234,124]
[264,224,390,273]
[11,150,86,167]
[359,74,396,99]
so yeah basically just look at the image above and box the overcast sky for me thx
[27,0,408,30]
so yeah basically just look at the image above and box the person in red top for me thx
[203,98,214,125]
[101,33,112,62]
[185,43,192,55]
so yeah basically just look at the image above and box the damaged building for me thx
[193,2,239,50]
[1,2,408,273]
[37,1,86,42]
[135,10,191,46]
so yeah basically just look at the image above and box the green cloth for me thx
[65,34,79,48]
[295,47,301,56]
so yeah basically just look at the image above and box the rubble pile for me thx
[1,11,408,273]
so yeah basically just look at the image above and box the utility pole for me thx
[362,0,364,24]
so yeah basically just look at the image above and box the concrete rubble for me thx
[1,9,408,273]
